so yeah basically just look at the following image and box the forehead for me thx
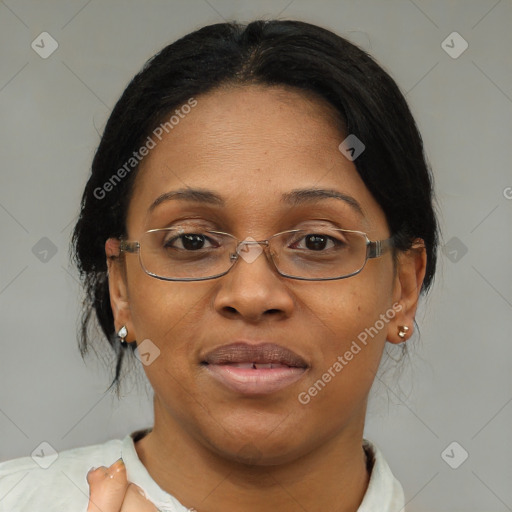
[127,85,388,235]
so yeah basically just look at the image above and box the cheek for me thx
[128,279,211,413]
[305,265,394,348]
[312,288,386,374]
[127,271,209,359]
[298,266,395,399]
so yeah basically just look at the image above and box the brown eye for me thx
[164,233,208,250]
[289,233,347,252]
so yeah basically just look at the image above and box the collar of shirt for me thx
[123,428,405,512]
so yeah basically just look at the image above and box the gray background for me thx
[1,1,511,510]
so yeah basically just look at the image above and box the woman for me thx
[0,19,438,511]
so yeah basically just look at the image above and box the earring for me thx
[397,325,410,339]
[117,325,128,344]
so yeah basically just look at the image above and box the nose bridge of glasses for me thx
[226,237,277,271]
[236,237,270,249]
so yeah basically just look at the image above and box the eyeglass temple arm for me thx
[367,236,395,259]
[119,240,139,253]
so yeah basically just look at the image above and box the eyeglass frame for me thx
[118,227,396,282]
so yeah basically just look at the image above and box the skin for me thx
[99,84,427,512]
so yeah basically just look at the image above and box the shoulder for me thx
[0,437,124,510]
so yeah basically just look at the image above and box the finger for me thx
[87,458,129,512]
[119,483,161,512]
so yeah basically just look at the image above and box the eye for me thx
[288,232,348,252]
[163,233,215,251]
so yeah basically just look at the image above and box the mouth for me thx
[201,342,309,396]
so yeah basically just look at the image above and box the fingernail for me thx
[87,466,97,476]
[113,457,125,467]
[107,457,125,478]
[110,457,124,470]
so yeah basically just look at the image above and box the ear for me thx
[105,238,135,342]
[386,238,427,344]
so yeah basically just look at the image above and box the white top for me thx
[0,428,405,511]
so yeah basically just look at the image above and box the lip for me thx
[201,342,309,396]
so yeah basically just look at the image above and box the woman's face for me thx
[108,85,412,465]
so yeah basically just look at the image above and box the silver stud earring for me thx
[117,325,128,344]
[397,325,409,339]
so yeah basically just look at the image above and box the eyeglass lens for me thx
[137,226,369,280]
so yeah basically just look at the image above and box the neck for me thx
[135,397,371,512]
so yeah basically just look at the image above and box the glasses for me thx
[119,225,395,282]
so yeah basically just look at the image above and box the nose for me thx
[213,238,294,323]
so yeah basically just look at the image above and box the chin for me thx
[198,421,312,467]
[217,440,308,467]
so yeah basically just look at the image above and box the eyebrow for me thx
[148,187,364,217]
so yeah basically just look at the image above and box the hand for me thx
[86,458,160,512]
